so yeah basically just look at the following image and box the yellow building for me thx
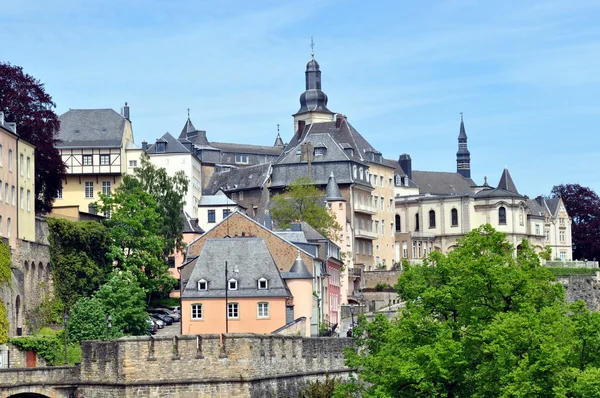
[56,104,135,214]
[16,135,35,242]
[0,113,19,247]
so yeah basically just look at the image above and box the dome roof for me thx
[306,58,320,71]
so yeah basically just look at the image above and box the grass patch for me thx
[546,267,597,277]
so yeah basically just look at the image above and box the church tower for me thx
[456,113,471,179]
[293,40,335,132]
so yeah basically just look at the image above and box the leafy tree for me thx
[67,297,108,343]
[133,153,189,256]
[551,184,600,261]
[96,176,177,297]
[0,241,11,343]
[270,177,341,239]
[298,374,345,398]
[0,62,66,213]
[94,271,148,336]
[343,225,600,397]
[47,218,112,308]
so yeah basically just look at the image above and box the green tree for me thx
[94,271,148,336]
[47,218,112,308]
[67,297,108,343]
[97,175,177,297]
[133,153,189,256]
[0,240,9,343]
[343,225,600,397]
[270,177,341,239]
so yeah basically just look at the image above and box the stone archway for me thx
[7,393,51,398]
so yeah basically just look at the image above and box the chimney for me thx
[335,114,346,128]
[290,222,302,232]
[399,153,412,180]
[6,122,16,134]
[123,102,130,120]
[0,112,4,125]
[141,140,148,151]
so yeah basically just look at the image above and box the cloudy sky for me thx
[3,0,599,196]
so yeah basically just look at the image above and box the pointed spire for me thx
[325,172,344,202]
[274,133,284,147]
[497,168,519,194]
[456,112,471,179]
[179,113,197,139]
[288,250,313,279]
[458,111,467,140]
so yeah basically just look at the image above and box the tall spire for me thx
[274,124,284,147]
[456,112,471,179]
[294,38,333,116]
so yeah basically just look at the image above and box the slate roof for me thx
[182,238,289,299]
[209,141,283,156]
[475,187,523,199]
[497,168,519,194]
[274,133,284,147]
[179,118,197,139]
[274,231,309,243]
[146,132,191,154]
[205,163,272,194]
[299,221,326,241]
[198,190,240,207]
[412,171,475,195]
[280,252,313,280]
[277,133,353,164]
[325,172,344,201]
[58,109,127,148]
[181,211,204,234]
[383,158,419,188]
[546,198,560,216]
[526,198,546,217]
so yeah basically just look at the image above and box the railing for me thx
[350,267,362,277]
[546,260,599,269]
[411,231,435,239]
[353,202,377,214]
[355,229,378,239]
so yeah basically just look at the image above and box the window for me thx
[197,279,207,290]
[167,256,175,268]
[228,303,239,318]
[559,231,565,242]
[362,241,366,255]
[82,154,93,165]
[314,147,326,156]
[375,220,379,233]
[208,210,216,223]
[84,181,94,199]
[374,196,378,208]
[535,224,540,235]
[429,210,436,228]
[257,302,269,318]
[6,218,10,239]
[359,168,363,180]
[26,157,30,178]
[415,213,420,231]
[129,160,137,167]
[228,279,238,290]
[380,196,384,210]
[0,181,2,198]
[395,214,401,232]
[102,181,111,196]
[355,239,359,254]
[0,144,2,166]
[156,142,166,153]
[235,154,249,164]
[19,187,23,209]
[451,208,458,227]
[8,149,12,171]
[381,219,385,235]
[191,304,202,320]
[239,191,244,200]
[223,209,231,218]
[4,183,8,203]
[11,186,15,205]
[57,187,63,199]
[560,252,566,261]
[545,230,550,242]
[380,176,384,187]
[498,207,507,225]
[19,154,23,176]
[402,241,408,258]
[100,154,110,165]
[258,278,268,290]
[353,165,357,179]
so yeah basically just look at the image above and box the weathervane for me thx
[187,108,190,119]
[277,123,280,133]
[310,37,315,58]
[460,111,463,121]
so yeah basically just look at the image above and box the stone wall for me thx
[558,274,600,311]
[362,270,403,289]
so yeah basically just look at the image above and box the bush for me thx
[547,267,596,277]
[298,374,343,398]
[68,297,108,343]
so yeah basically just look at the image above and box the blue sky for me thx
[2,0,600,196]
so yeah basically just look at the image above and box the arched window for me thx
[353,165,357,179]
[359,167,364,180]
[395,214,401,232]
[499,206,507,225]
[451,208,458,227]
[415,213,420,231]
[429,210,436,228]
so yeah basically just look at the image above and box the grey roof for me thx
[281,251,313,280]
[299,221,326,241]
[205,163,272,194]
[458,116,467,140]
[126,141,141,150]
[274,231,309,243]
[526,198,546,217]
[274,133,284,147]
[546,197,560,215]
[412,170,475,195]
[295,56,334,116]
[209,141,283,156]
[325,172,344,201]
[146,132,190,154]
[58,109,127,148]
[198,190,240,207]
[179,118,197,139]
[497,168,518,194]
[475,187,523,199]
[181,211,204,234]
[182,238,289,299]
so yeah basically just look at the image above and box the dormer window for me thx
[228,278,238,290]
[314,147,326,156]
[395,175,401,186]
[197,279,207,291]
[156,142,166,153]
[345,148,354,157]
[258,278,268,290]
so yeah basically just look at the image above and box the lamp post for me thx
[106,314,112,340]
[225,261,239,334]
[63,310,69,365]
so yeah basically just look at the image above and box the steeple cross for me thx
[310,37,315,57]
[187,108,190,118]
[460,111,463,121]
[277,123,280,133]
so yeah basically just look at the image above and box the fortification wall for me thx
[558,274,600,311]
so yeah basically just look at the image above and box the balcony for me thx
[355,228,378,240]
[348,267,362,279]
[410,231,436,239]
[353,202,377,215]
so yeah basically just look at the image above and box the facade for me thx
[527,196,573,261]
[56,105,135,214]
[197,190,244,232]
[169,212,204,298]
[17,137,35,242]
[0,114,18,247]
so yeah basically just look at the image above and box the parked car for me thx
[168,306,180,314]
[151,316,165,329]
[149,308,181,322]
[146,318,157,335]
[149,313,174,325]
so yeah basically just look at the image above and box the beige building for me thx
[56,104,135,214]
[17,134,35,243]
[0,113,19,247]
[197,190,245,232]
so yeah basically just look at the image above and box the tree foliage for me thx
[0,62,66,213]
[96,175,177,297]
[67,297,108,343]
[133,153,189,256]
[344,225,600,397]
[47,218,112,308]
[270,177,341,239]
[94,271,148,336]
[551,184,600,261]
[0,240,12,343]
